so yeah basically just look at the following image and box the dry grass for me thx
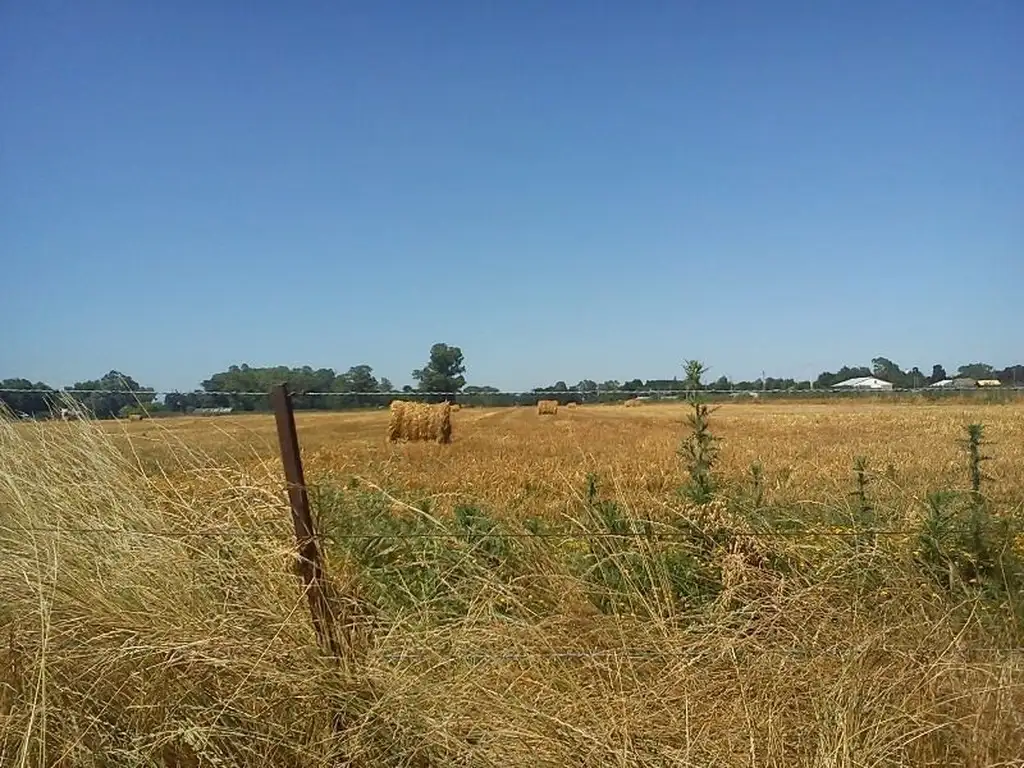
[2,400,1024,765]
[624,397,642,407]
[536,399,559,416]
[386,400,452,444]
[101,401,1024,520]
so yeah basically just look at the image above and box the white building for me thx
[831,376,894,391]
[933,378,979,390]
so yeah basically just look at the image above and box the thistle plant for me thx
[679,359,718,503]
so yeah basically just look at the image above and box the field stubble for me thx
[115,401,1024,517]
[1,401,1023,766]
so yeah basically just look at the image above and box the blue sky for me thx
[1,1,1020,392]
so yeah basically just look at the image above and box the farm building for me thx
[930,378,979,390]
[977,379,1002,388]
[831,376,894,391]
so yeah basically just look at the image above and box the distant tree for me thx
[336,365,379,394]
[200,363,336,410]
[0,379,56,416]
[764,377,799,391]
[378,377,394,393]
[928,364,948,384]
[871,356,911,387]
[907,367,925,389]
[644,379,679,392]
[995,365,1024,386]
[164,391,191,413]
[69,371,155,419]
[957,363,994,380]
[816,365,872,389]
[711,376,732,391]
[330,364,381,408]
[412,342,466,402]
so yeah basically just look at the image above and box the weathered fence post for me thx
[270,383,341,658]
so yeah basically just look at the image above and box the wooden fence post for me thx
[270,383,341,658]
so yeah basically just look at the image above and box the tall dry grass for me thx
[1,407,1024,765]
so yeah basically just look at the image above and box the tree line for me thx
[2,345,1023,418]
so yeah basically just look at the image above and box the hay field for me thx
[3,400,1024,766]
[111,400,1024,516]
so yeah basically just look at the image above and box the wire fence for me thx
[3,386,1024,397]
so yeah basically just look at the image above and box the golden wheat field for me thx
[109,400,1024,516]
[3,399,1024,766]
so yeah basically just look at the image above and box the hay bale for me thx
[567,402,579,410]
[450,403,461,412]
[387,400,452,444]
[537,399,559,416]
[624,397,642,407]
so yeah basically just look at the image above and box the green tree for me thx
[412,343,466,402]
[0,379,55,416]
[164,391,192,413]
[331,364,381,408]
[995,365,1024,386]
[337,365,379,394]
[816,365,872,388]
[200,363,337,410]
[871,356,910,387]
[69,371,155,419]
[929,364,948,384]
[710,376,731,391]
[957,363,994,380]
[574,379,598,403]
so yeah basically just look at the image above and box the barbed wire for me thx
[3,386,1023,397]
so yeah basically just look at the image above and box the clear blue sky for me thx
[2,1,1020,392]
